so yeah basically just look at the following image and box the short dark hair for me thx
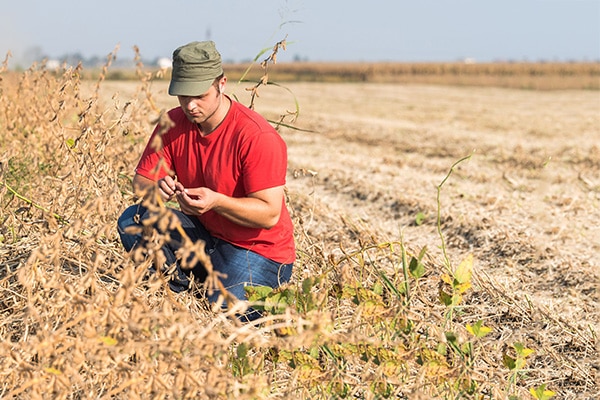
[213,73,225,85]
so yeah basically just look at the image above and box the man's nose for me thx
[185,99,195,110]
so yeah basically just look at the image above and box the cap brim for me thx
[168,79,214,96]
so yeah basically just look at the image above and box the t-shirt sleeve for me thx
[241,130,287,194]
[134,125,173,182]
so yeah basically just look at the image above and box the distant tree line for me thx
[11,46,166,70]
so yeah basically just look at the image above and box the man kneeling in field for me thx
[117,41,295,321]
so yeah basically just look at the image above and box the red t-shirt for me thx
[135,99,295,264]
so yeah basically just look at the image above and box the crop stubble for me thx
[249,82,600,326]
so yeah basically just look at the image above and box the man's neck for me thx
[198,95,231,136]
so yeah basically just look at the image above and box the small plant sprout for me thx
[504,342,535,394]
[529,383,556,400]
[466,320,492,339]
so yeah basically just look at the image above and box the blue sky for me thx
[1,0,599,66]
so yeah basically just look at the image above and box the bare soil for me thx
[243,82,600,328]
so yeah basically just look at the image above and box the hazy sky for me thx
[1,0,599,66]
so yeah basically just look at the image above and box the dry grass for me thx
[0,50,598,399]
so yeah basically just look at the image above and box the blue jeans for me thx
[117,204,293,320]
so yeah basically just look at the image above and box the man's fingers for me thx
[163,175,176,187]
[158,178,177,200]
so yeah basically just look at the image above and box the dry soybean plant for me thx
[0,45,597,400]
[0,49,252,399]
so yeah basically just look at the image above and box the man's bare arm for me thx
[176,185,284,229]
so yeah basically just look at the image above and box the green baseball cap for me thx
[168,41,223,96]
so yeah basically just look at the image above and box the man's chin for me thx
[186,115,205,123]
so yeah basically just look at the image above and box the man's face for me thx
[178,83,221,125]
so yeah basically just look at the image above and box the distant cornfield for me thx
[222,61,600,90]
[67,61,600,90]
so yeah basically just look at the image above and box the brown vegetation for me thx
[0,51,598,399]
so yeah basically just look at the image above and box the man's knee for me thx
[117,204,145,232]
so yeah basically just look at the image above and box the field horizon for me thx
[15,57,598,90]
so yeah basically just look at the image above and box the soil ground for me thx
[241,82,600,329]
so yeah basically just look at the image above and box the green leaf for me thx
[451,293,463,307]
[515,357,527,370]
[99,336,118,346]
[341,285,357,299]
[415,212,426,226]
[309,346,320,359]
[409,256,425,279]
[436,343,447,356]
[503,352,516,370]
[66,138,75,148]
[454,254,473,285]
[245,285,273,302]
[302,277,314,294]
[445,331,458,346]
[265,292,284,313]
[530,384,556,400]
[514,342,535,358]
[237,342,249,358]
[439,288,453,306]
[373,282,383,296]
[44,367,62,375]
[466,320,493,338]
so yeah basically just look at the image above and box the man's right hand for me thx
[157,176,177,201]
[132,174,176,202]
